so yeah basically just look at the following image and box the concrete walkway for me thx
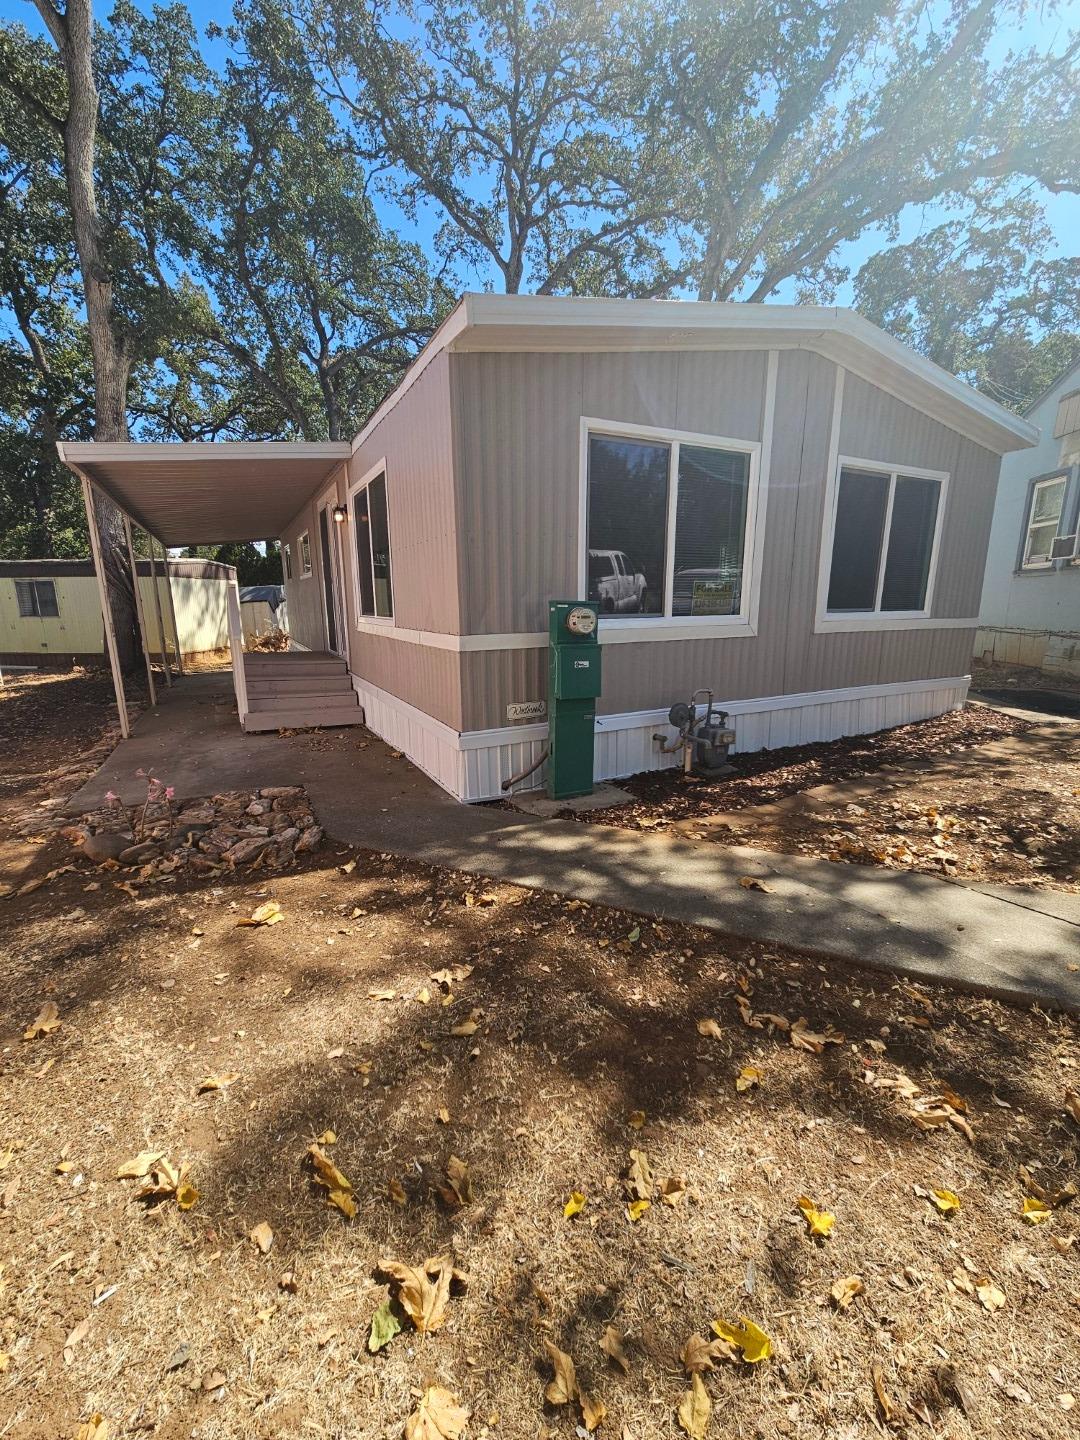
[67,672,1080,1013]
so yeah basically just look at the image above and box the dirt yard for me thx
[0,675,1078,1439]
[569,707,1080,893]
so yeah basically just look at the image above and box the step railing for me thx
[226,578,249,727]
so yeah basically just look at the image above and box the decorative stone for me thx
[118,841,162,866]
[225,835,272,865]
[294,825,323,854]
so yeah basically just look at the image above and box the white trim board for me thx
[350,671,972,803]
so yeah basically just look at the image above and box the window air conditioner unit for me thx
[1050,533,1078,560]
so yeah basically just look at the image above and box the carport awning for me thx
[57,441,352,545]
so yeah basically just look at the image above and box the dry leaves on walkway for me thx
[237,900,283,927]
[378,1255,467,1334]
[23,1001,60,1040]
[678,1373,712,1438]
[404,1386,469,1440]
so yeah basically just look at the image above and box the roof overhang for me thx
[57,441,351,546]
[421,295,1036,456]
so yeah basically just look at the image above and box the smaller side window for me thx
[15,578,59,617]
[1022,475,1068,569]
[283,543,293,581]
[298,531,312,577]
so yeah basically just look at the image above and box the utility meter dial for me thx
[565,605,597,637]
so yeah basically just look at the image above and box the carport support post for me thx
[78,472,130,740]
[123,514,157,708]
[147,537,172,685]
[160,540,184,676]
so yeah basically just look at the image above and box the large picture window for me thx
[1022,475,1067,569]
[583,424,757,621]
[351,467,394,620]
[825,462,945,616]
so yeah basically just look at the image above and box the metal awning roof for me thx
[57,441,351,545]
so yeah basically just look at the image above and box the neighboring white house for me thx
[977,358,1080,678]
[0,557,235,668]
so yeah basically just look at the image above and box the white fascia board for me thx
[58,440,352,464]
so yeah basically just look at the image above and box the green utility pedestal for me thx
[547,601,601,800]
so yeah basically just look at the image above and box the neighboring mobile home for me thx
[59,296,1037,800]
[976,358,1080,678]
[0,557,235,669]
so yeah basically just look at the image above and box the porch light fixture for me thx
[332,503,347,524]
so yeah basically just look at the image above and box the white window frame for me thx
[576,417,764,639]
[298,530,312,578]
[815,455,949,633]
[283,542,293,582]
[346,458,396,628]
[14,578,60,618]
[1021,473,1068,571]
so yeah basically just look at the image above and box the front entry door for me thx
[318,500,345,657]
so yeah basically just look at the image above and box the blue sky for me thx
[5,0,1077,305]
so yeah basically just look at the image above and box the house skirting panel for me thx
[351,672,971,804]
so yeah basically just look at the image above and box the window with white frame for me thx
[283,542,293,581]
[1022,475,1067,569]
[825,462,945,615]
[584,424,757,620]
[350,468,394,619]
[15,578,60,618]
[298,530,312,577]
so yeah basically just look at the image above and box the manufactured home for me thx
[977,357,1080,678]
[0,557,235,669]
[59,295,1037,800]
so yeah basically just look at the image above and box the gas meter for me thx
[547,600,601,799]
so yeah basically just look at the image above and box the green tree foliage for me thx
[184,540,284,584]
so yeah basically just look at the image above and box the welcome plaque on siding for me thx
[507,700,547,722]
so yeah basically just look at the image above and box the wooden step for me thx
[247,689,359,714]
[246,673,354,697]
[243,700,366,732]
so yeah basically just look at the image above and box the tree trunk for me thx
[36,0,139,670]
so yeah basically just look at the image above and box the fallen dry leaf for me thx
[74,1415,108,1440]
[681,1333,737,1373]
[871,1364,896,1423]
[307,1144,356,1218]
[696,1017,723,1039]
[677,1373,711,1438]
[711,1317,771,1364]
[1021,1196,1051,1225]
[738,875,773,892]
[116,1150,166,1180]
[23,1001,61,1041]
[930,1187,961,1216]
[176,1181,199,1211]
[628,1109,646,1129]
[237,900,282,927]
[564,1191,587,1219]
[790,1017,844,1053]
[976,1276,1006,1313]
[388,1177,407,1207]
[627,1198,650,1222]
[64,1317,90,1364]
[798,1195,835,1237]
[626,1148,652,1200]
[405,1386,470,1440]
[830,1275,863,1309]
[197,1072,239,1093]
[659,1175,687,1206]
[988,1365,1031,1404]
[544,1340,577,1405]
[580,1391,607,1432]
[600,1324,629,1374]
[367,1298,402,1353]
[437,1154,472,1209]
[250,1221,273,1254]
[1065,1089,1080,1126]
[735,1065,762,1092]
[378,1255,465,1334]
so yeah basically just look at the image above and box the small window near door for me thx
[283,542,293,581]
[298,530,312,577]
[1022,475,1067,569]
[15,578,60,618]
[825,463,945,615]
[351,468,394,619]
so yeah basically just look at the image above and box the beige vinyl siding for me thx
[451,349,986,733]
[280,496,326,652]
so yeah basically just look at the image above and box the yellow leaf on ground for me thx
[628,1109,646,1129]
[626,1148,652,1200]
[23,1001,61,1040]
[696,1017,723,1039]
[677,1373,711,1438]
[735,1065,762,1092]
[307,1145,356,1218]
[176,1182,199,1211]
[250,1221,273,1254]
[74,1415,108,1440]
[237,900,282,927]
[830,1275,863,1309]
[378,1255,464,1333]
[599,1324,629,1373]
[930,1188,961,1216]
[116,1150,166,1180]
[872,1365,895,1423]
[316,1129,337,1145]
[580,1391,607,1432]
[544,1340,578,1405]
[1022,1196,1051,1225]
[798,1195,835,1237]
[404,1386,470,1440]
[198,1072,239,1093]
[627,1198,650,1222]
[564,1191,587,1218]
[711,1317,771,1364]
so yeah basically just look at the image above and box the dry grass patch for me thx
[1,845,1078,1439]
